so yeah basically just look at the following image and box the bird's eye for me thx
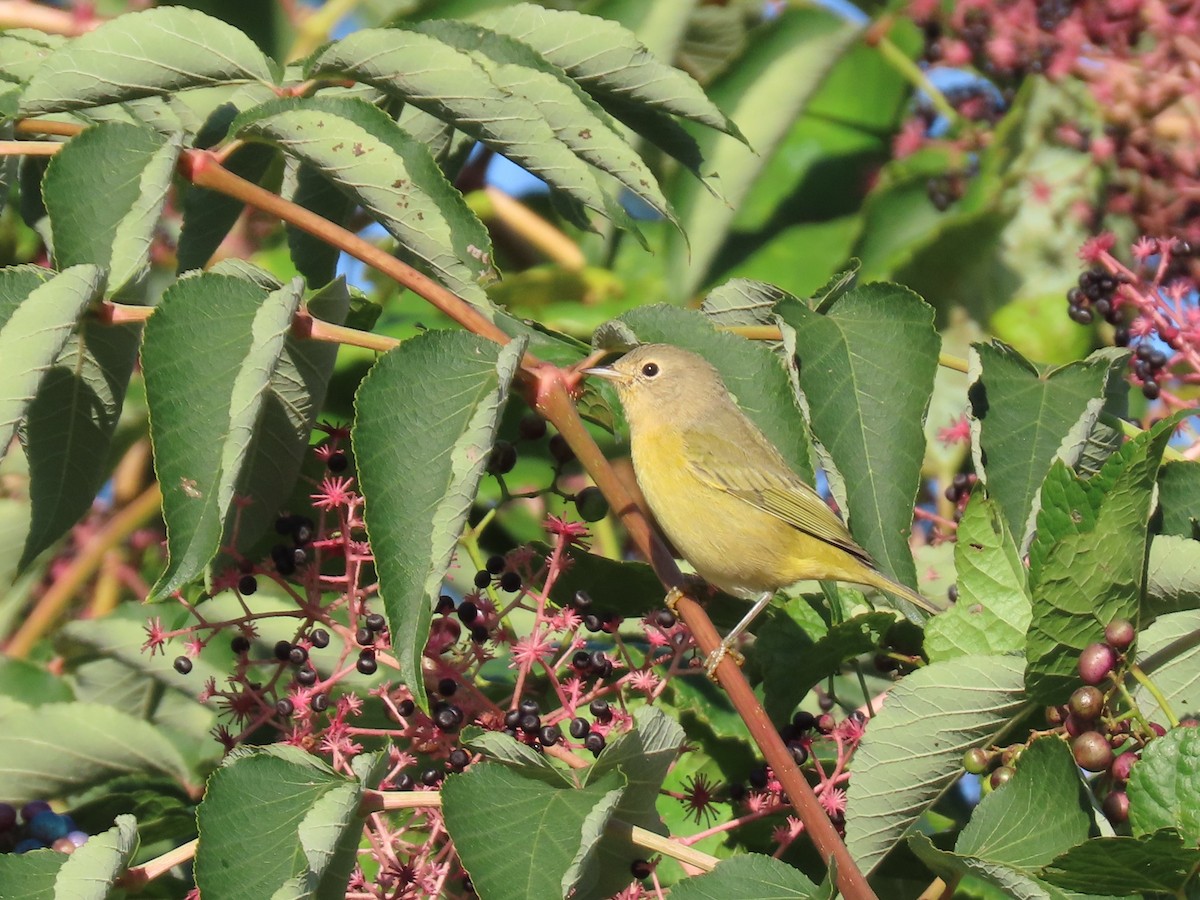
[641,362,659,377]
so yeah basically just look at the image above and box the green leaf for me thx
[1145,536,1200,617]
[667,854,823,899]
[0,848,66,899]
[603,304,813,481]
[283,160,354,287]
[664,8,859,299]
[1127,725,1200,843]
[308,29,636,234]
[1132,609,1200,725]
[0,265,105,454]
[417,20,676,227]
[968,342,1124,548]
[777,283,939,595]
[43,121,179,296]
[143,274,308,599]
[1025,418,1177,705]
[195,745,364,900]
[1040,831,1200,896]
[442,761,625,900]
[0,657,72,705]
[0,702,189,804]
[0,29,64,85]
[0,814,138,900]
[546,546,665,622]
[957,738,1091,867]
[701,278,797,328]
[20,7,274,115]
[758,610,895,724]
[20,319,140,568]
[1157,460,1200,539]
[234,95,494,307]
[924,494,1030,662]
[476,3,738,136]
[353,331,526,711]
[845,654,1028,874]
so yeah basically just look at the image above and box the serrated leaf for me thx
[0,264,105,454]
[758,610,895,724]
[845,654,1028,874]
[1040,830,1200,896]
[442,762,625,900]
[20,7,274,115]
[1133,609,1200,724]
[195,745,363,900]
[925,494,1030,662]
[0,848,66,899]
[418,20,677,227]
[479,3,736,137]
[43,121,179,296]
[968,342,1124,548]
[1127,725,1200,843]
[664,8,859,299]
[1025,418,1177,705]
[701,278,797,328]
[20,318,140,568]
[143,274,308,599]
[353,331,526,711]
[957,738,1091,867]
[234,95,494,306]
[0,29,64,85]
[0,702,189,804]
[464,729,568,781]
[54,814,139,898]
[666,854,823,899]
[777,283,939,596]
[606,304,813,481]
[308,29,637,235]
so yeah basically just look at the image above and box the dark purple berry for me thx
[436,595,455,615]
[572,590,592,610]
[365,613,386,633]
[397,699,415,717]
[1079,642,1117,684]
[276,698,294,717]
[438,677,458,697]
[473,570,491,590]
[327,451,348,472]
[518,413,547,441]
[238,574,258,595]
[173,656,193,675]
[569,717,589,739]
[1105,619,1136,651]
[470,625,489,643]
[499,571,522,593]
[435,704,464,732]
[396,773,415,791]
[310,628,330,648]
[1072,731,1114,772]
[584,732,605,755]
[539,724,561,746]
[357,650,378,675]
[574,486,609,522]
[449,748,471,770]
[630,859,652,879]
[487,440,517,475]
[1103,789,1129,823]
[1069,686,1104,721]
[589,699,612,723]
[274,640,293,662]
[458,601,479,625]
[312,692,329,712]
[548,433,574,464]
[421,769,442,787]
[356,626,373,646]
[485,555,506,575]
[1110,752,1137,783]
[289,646,308,666]
[297,667,318,686]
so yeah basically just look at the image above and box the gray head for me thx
[584,344,731,428]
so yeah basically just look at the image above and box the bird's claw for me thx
[704,642,745,681]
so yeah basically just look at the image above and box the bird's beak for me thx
[582,365,623,382]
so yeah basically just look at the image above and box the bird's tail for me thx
[864,569,941,617]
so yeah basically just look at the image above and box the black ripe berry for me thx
[357,650,378,676]
[438,677,458,697]
[574,486,609,522]
[486,440,517,475]
[173,656,193,675]
[519,713,541,734]
[271,544,296,575]
[289,646,308,666]
[654,609,676,628]
[572,590,593,611]
[310,628,330,649]
[498,571,522,593]
[630,859,652,880]
[470,625,489,643]
[747,767,769,790]
[356,626,374,646]
[365,613,386,633]
[421,769,442,787]
[435,704,464,732]
[458,601,479,625]
[397,698,416,717]
[485,555,506,575]
[539,724,561,747]
[312,692,329,712]
[296,667,318,686]
[504,709,521,730]
[589,699,612,723]
[238,574,258,595]
[292,517,315,545]
[518,698,539,715]
[449,748,471,770]
[572,650,591,670]
[518,412,547,441]
[396,773,415,791]
[436,595,455,615]
[327,450,348,472]
[274,640,293,662]
[548,433,574,464]
[584,731,606,755]
[569,717,589,739]
[275,698,294,717]
[473,570,491,590]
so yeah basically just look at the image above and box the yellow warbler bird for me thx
[585,343,939,674]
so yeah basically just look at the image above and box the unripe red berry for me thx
[1069,686,1105,721]
[1079,642,1117,684]
[963,748,990,774]
[989,766,1015,789]
[1072,731,1114,772]
[1102,789,1129,823]
[1104,618,1135,651]
[1110,752,1137,783]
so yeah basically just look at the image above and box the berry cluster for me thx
[0,801,87,855]
[1066,267,1121,327]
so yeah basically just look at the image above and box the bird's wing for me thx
[682,428,873,564]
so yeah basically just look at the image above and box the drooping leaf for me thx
[778,283,939,597]
[666,854,823,900]
[1025,417,1177,705]
[968,342,1125,548]
[143,274,308,599]
[924,494,1030,662]
[663,8,859,299]
[845,654,1028,874]
[195,745,365,900]
[1040,830,1200,896]
[0,702,189,804]
[20,7,274,115]
[1127,725,1200,843]
[42,121,180,296]
[353,331,526,711]
[0,265,105,455]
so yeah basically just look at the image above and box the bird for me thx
[584,343,939,675]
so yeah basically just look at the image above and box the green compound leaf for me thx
[956,738,1091,868]
[0,702,189,805]
[778,283,939,599]
[20,318,140,569]
[667,854,824,900]
[43,121,179,297]
[968,342,1124,549]
[308,28,637,236]
[442,761,624,900]
[0,264,104,455]
[1127,725,1200,844]
[143,274,312,599]
[845,654,1028,874]
[195,745,366,900]
[1024,416,1178,705]
[1039,830,1200,897]
[353,331,526,712]
[20,6,274,115]
[924,494,1030,662]
[476,2,740,137]
[234,95,494,307]
[664,8,859,300]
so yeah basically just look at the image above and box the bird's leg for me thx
[704,590,775,680]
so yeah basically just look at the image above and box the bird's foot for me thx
[704,641,745,681]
